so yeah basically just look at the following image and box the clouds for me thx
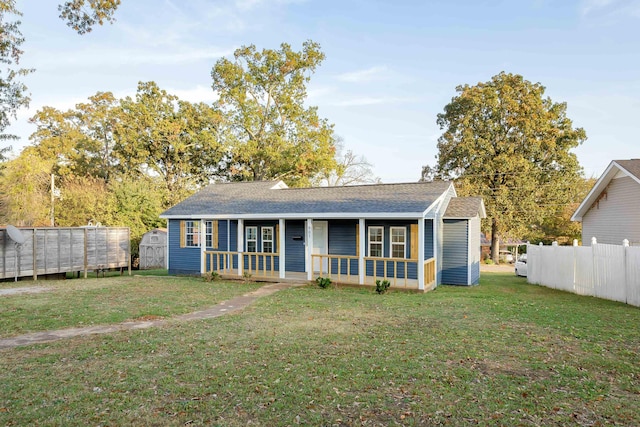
[335,66,388,83]
[580,0,640,17]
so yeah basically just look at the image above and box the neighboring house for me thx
[572,159,640,246]
[160,180,486,290]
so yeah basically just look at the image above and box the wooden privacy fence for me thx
[0,227,131,280]
[527,239,640,307]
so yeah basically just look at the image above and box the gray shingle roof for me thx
[161,180,453,217]
[615,159,640,181]
[443,197,485,219]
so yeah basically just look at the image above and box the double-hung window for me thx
[185,221,200,247]
[368,226,384,257]
[246,226,258,252]
[390,227,406,258]
[262,227,274,253]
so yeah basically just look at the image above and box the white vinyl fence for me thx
[527,239,640,307]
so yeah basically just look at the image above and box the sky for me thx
[6,0,640,183]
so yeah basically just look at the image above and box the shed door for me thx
[312,221,328,273]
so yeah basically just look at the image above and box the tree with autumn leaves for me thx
[424,72,588,261]
[0,41,348,248]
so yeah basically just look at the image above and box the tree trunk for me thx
[491,217,500,264]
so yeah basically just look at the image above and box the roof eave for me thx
[571,161,621,221]
[160,212,426,220]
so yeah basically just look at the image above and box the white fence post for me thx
[573,239,578,292]
[623,239,629,304]
[591,237,597,298]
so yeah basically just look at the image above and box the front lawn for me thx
[1,273,638,426]
[0,275,262,336]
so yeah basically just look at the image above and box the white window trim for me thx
[390,226,406,259]
[368,226,384,258]
[246,226,258,253]
[185,220,200,247]
[261,226,274,253]
[205,220,213,248]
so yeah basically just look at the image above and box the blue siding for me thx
[442,219,469,285]
[328,220,357,255]
[229,221,237,252]
[328,220,359,276]
[285,220,306,272]
[364,221,418,280]
[469,217,481,285]
[244,253,279,272]
[244,221,279,253]
[168,219,201,275]
[364,259,417,279]
[218,220,229,251]
[424,219,434,259]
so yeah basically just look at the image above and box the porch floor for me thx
[214,269,421,291]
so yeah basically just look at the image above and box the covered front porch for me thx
[203,250,436,290]
[202,217,437,291]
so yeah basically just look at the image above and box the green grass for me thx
[1,273,639,426]
[0,274,262,336]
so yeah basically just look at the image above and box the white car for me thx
[515,254,527,277]
[499,250,514,263]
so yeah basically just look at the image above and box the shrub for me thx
[316,276,332,289]
[243,271,253,282]
[484,259,494,265]
[375,279,391,294]
[202,271,220,282]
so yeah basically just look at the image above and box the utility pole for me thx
[50,174,55,227]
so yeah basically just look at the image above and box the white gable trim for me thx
[572,161,640,221]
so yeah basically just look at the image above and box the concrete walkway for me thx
[0,286,52,296]
[0,282,305,351]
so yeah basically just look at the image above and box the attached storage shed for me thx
[441,198,483,285]
[139,228,168,269]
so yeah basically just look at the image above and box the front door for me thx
[312,221,328,273]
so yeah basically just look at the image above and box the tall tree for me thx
[29,93,119,181]
[58,0,121,34]
[426,72,586,261]
[211,41,337,187]
[115,81,224,205]
[0,0,33,154]
[0,147,53,226]
[315,137,380,186]
[54,175,112,227]
[529,176,596,245]
[107,175,166,254]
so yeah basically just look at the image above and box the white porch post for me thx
[358,218,365,285]
[418,218,425,290]
[237,219,244,277]
[433,217,439,286]
[306,219,314,280]
[200,219,206,275]
[227,220,231,270]
[279,218,286,279]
